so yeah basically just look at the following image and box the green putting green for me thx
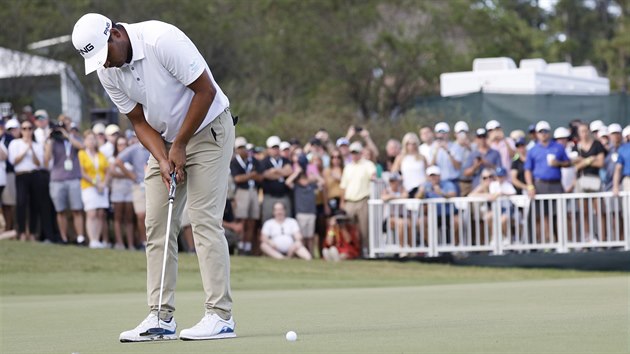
[0,242,627,353]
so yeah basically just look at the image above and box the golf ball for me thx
[285,330,297,341]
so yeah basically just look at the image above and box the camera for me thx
[50,121,66,141]
[354,126,363,133]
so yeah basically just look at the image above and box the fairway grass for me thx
[1,242,628,353]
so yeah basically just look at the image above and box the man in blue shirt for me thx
[430,123,462,192]
[524,121,571,244]
[462,128,502,188]
[417,165,459,245]
[612,127,630,195]
[524,121,571,198]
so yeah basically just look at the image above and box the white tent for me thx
[440,57,610,97]
[0,47,84,123]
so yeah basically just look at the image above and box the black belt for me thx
[535,179,561,184]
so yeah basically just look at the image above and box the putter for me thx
[145,172,177,337]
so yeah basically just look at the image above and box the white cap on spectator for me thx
[336,137,350,147]
[553,127,570,139]
[5,118,19,130]
[608,123,622,134]
[485,120,501,131]
[623,126,630,138]
[475,128,487,137]
[92,122,106,134]
[34,109,49,120]
[597,126,609,138]
[279,141,291,151]
[349,141,363,153]
[105,124,120,136]
[245,143,254,151]
[234,136,247,149]
[535,121,551,132]
[434,122,450,133]
[266,136,281,148]
[589,120,604,133]
[509,129,525,141]
[426,165,441,176]
[454,121,469,133]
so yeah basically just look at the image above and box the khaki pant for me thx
[623,176,630,192]
[344,198,369,255]
[145,109,235,320]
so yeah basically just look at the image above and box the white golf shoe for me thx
[180,313,236,341]
[119,313,177,342]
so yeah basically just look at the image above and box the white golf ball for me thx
[285,330,297,341]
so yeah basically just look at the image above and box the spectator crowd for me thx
[3,104,630,259]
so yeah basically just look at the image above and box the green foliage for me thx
[0,0,627,148]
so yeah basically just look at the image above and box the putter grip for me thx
[168,173,176,201]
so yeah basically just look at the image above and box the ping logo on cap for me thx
[104,22,110,35]
[78,43,95,55]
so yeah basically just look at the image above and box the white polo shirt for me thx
[98,21,229,143]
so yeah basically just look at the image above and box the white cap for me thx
[105,124,120,136]
[5,118,19,130]
[92,122,106,134]
[535,121,551,132]
[234,137,247,148]
[622,126,630,138]
[597,126,609,137]
[245,143,254,151]
[34,109,49,120]
[454,121,469,133]
[434,122,450,133]
[485,120,501,131]
[72,13,112,75]
[336,137,350,147]
[266,136,281,148]
[426,165,441,176]
[608,123,622,134]
[589,120,604,132]
[279,141,291,151]
[553,127,570,139]
[349,141,363,152]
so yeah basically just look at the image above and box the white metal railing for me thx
[368,181,630,258]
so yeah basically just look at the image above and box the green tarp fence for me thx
[414,92,629,133]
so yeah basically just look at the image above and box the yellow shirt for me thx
[78,150,109,189]
[340,159,376,201]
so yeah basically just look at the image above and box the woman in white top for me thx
[8,120,44,241]
[391,132,426,198]
[109,136,134,250]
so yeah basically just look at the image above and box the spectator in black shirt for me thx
[510,137,528,195]
[261,136,293,222]
[230,136,262,254]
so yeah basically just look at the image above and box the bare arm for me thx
[126,104,170,190]
[170,71,216,183]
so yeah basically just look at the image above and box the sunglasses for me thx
[482,176,496,180]
[331,156,341,159]
[21,126,33,130]
[538,130,550,134]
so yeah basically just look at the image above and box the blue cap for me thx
[528,124,536,133]
[515,137,526,146]
[495,167,507,177]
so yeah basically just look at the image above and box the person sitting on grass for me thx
[322,214,360,261]
[260,202,312,260]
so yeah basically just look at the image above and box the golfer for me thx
[72,14,236,342]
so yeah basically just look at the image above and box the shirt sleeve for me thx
[98,70,138,115]
[288,218,301,235]
[524,150,534,171]
[261,220,271,238]
[7,140,18,165]
[154,26,206,87]
[617,150,625,166]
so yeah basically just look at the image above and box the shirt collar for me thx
[120,23,145,64]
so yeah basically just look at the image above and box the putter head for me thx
[168,172,176,201]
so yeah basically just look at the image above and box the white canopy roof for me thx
[440,57,610,97]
